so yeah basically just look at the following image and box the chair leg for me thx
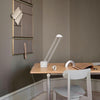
[53,91,56,100]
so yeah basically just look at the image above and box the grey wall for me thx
[70,0,100,62]
[0,0,42,97]
[33,0,43,61]
[42,0,70,62]
[42,0,100,63]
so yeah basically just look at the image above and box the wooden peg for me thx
[24,42,27,59]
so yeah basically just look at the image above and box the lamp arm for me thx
[40,34,63,67]
[47,38,61,63]
[44,37,57,61]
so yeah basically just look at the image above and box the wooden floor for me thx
[32,91,100,100]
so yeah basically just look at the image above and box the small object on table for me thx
[84,65,98,70]
[52,65,57,71]
[72,66,80,70]
[84,65,93,69]
[93,68,97,70]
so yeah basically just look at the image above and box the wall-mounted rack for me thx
[12,0,33,56]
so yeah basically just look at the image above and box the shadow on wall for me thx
[10,66,43,92]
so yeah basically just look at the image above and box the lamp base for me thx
[40,61,48,67]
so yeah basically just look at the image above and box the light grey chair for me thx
[53,69,92,100]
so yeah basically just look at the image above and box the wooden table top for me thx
[30,63,100,75]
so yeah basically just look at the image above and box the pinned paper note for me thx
[11,7,23,25]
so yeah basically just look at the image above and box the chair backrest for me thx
[63,69,92,100]
[63,69,90,80]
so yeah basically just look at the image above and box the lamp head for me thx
[56,34,63,38]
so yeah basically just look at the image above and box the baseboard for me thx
[1,78,100,100]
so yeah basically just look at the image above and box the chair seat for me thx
[54,85,85,99]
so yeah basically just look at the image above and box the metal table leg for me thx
[47,73,51,100]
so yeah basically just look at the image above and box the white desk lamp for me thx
[40,34,63,67]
